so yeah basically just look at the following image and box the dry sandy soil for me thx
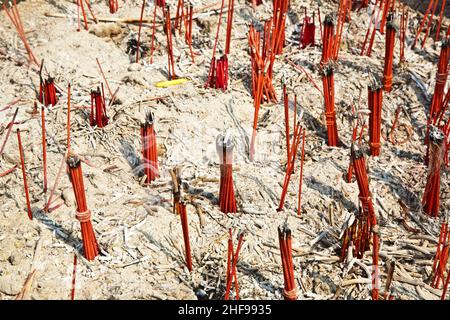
[0,0,449,300]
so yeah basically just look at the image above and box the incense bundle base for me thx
[90,86,109,128]
[278,224,297,300]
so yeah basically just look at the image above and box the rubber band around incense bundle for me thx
[299,8,316,49]
[430,39,450,119]
[90,86,109,128]
[422,128,445,217]
[382,12,396,92]
[278,224,297,300]
[216,132,237,213]
[368,81,383,156]
[67,155,99,261]
[141,112,159,184]
[321,64,339,146]
[39,77,58,107]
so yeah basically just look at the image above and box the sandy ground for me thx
[0,0,449,300]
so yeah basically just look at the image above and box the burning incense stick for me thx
[179,201,193,271]
[90,86,109,128]
[67,154,99,261]
[216,132,237,214]
[321,64,339,146]
[422,127,445,217]
[16,129,32,220]
[141,112,159,184]
[382,12,396,92]
[278,224,297,300]
[368,80,383,156]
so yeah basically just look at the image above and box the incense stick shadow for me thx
[302,109,328,142]
[238,261,277,294]
[392,148,424,163]
[304,177,358,213]
[33,208,82,250]
[119,139,145,178]
[371,167,421,211]
[184,182,218,205]
[136,228,179,262]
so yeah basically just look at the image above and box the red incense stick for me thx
[17,129,32,220]
[278,224,297,300]
[179,202,193,271]
[216,132,237,214]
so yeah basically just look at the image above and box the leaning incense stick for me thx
[0,108,19,157]
[17,129,32,220]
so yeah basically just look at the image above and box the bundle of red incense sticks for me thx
[368,81,383,156]
[206,55,229,90]
[179,201,193,271]
[248,22,277,104]
[174,0,195,62]
[431,218,449,289]
[321,64,339,146]
[39,64,58,107]
[109,0,119,14]
[216,133,237,213]
[225,230,244,300]
[272,0,289,55]
[278,224,297,300]
[351,144,380,299]
[333,0,351,60]
[299,8,316,49]
[90,86,109,128]
[2,0,39,66]
[382,12,396,92]
[141,112,159,184]
[67,154,99,261]
[430,39,450,119]
[321,14,335,65]
[422,128,445,217]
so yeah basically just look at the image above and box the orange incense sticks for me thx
[179,202,193,272]
[430,39,450,119]
[368,81,383,156]
[164,5,177,80]
[422,128,445,217]
[321,64,339,146]
[351,144,379,299]
[399,6,408,64]
[431,218,449,289]
[278,224,297,300]
[16,129,33,220]
[90,86,109,128]
[141,112,159,184]
[2,0,40,66]
[225,0,235,55]
[411,0,435,49]
[67,154,99,261]
[41,106,47,193]
[225,230,244,300]
[382,12,396,92]
[272,0,288,55]
[216,133,237,214]
[136,0,147,63]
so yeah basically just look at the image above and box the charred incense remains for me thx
[382,12,396,92]
[368,80,383,157]
[422,127,445,217]
[67,154,99,261]
[277,224,297,300]
[141,112,159,184]
[321,63,339,146]
[90,86,109,128]
[216,132,237,214]
[299,8,316,49]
